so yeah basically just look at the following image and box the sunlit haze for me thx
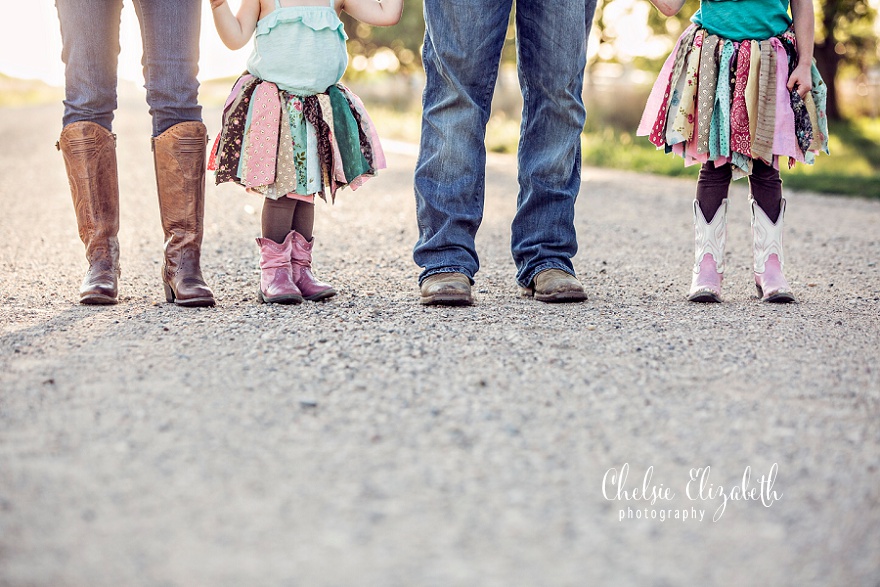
[0,2,250,87]
[3,1,879,88]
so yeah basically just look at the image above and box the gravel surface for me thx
[1,100,879,587]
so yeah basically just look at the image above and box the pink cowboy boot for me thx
[256,232,303,304]
[289,231,337,301]
[751,198,796,303]
[687,199,728,303]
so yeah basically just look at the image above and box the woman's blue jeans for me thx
[56,0,202,137]
[414,0,597,288]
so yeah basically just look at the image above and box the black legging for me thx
[261,198,315,244]
[696,160,782,223]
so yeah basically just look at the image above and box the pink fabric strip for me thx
[770,38,801,161]
[285,192,315,203]
[224,74,254,111]
[638,29,689,138]
[244,82,282,188]
[207,133,221,171]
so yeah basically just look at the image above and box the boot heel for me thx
[163,283,175,303]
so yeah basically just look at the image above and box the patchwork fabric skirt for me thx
[208,73,386,202]
[637,25,829,178]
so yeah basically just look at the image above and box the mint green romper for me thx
[246,0,349,95]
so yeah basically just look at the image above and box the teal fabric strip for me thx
[327,86,370,182]
[287,97,310,195]
[709,40,734,160]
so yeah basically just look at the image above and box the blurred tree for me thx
[814,0,878,120]
[342,0,519,73]
[341,0,425,73]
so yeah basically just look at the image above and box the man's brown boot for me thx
[521,268,587,303]
[57,121,121,305]
[152,121,215,307]
[420,272,473,306]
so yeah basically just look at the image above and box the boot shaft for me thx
[692,198,728,274]
[152,121,208,276]
[751,197,786,273]
[57,121,120,254]
[152,121,208,249]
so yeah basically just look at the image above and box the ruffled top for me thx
[246,3,349,95]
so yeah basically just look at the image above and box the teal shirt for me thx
[692,0,792,41]
[246,2,348,95]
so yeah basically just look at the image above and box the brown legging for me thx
[261,197,315,244]
[696,160,782,223]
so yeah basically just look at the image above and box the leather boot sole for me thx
[164,283,216,307]
[534,290,587,303]
[420,292,473,306]
[303,289,337,302]
[687,291,722,303]
[257,289,303,305]
[756,284,796,304]
[520,286,587,303]
[80,292,118,305]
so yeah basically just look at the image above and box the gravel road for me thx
[1,99,878,587]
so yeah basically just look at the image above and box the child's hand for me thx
[211,0,260,50]
[340,0,403,27]
[787,62,813,99]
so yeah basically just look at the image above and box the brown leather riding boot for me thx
[56,121,120,305]
[152,121,215,307]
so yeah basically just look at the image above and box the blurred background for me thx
[1,0,878,196]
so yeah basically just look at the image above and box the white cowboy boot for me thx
[751,197,796,303]
[687,199,727,303]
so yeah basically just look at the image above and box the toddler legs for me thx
[261,197,297,244]
[695,160,782,221]
[260,197,316,242]
[291,202,314,241]
[747,160,782,223]
[695,161,732,223]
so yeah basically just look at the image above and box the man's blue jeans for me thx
[414,0,598,288]
[56,0,202,137]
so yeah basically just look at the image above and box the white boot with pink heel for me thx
[687,198,728,303]
[751,197,796,303]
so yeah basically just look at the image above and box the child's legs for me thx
[261,197,297,243]
[261,196,316,243]
[748,160,782,222]
[695,162,732,221]
[291,202,314,241]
